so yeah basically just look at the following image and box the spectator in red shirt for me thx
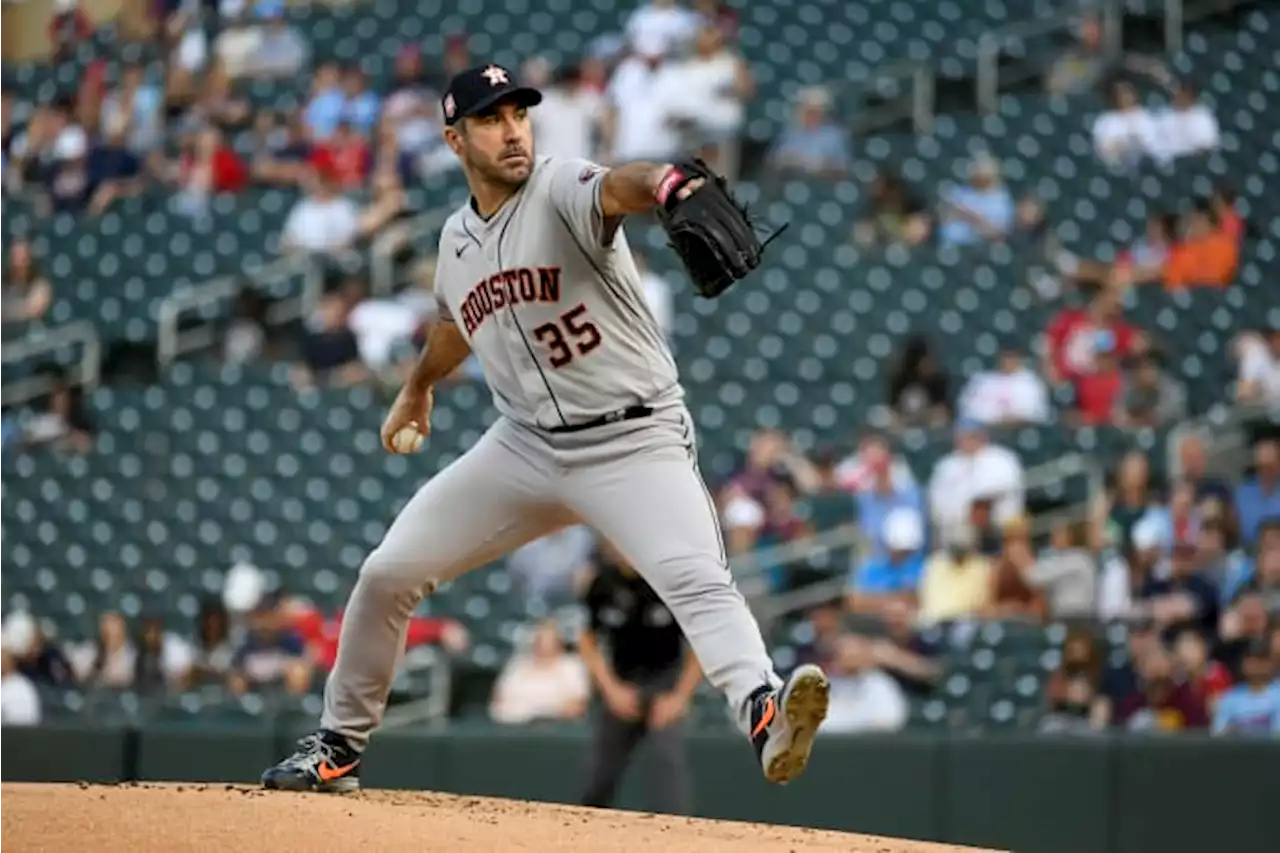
[310,121,371,190]
[1045,288,1138,386]
[1174,629,1232,713]
[1070,340,1124,425]
[1115,647,1210,732]
[179,127,247,193]
[171,127,246,220]
[286,598,468,671]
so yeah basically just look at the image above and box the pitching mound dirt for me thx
[2,782,1002,853]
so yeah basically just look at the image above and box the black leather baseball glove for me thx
[655,159,786,299]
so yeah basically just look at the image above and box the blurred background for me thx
[1,0,1278,826]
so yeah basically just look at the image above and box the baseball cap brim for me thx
[448,86,543,125]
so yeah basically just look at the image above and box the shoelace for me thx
[283,734,340,768]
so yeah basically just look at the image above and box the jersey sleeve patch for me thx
[579,165,603,184]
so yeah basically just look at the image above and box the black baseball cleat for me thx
[261,730,361,793]
[749,664,830,785]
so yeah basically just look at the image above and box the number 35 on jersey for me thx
[457,265,603,370]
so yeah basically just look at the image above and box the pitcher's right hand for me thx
[380,386,433,454]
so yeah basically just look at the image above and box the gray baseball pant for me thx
[320,406,779,748]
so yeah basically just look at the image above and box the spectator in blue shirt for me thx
[767,86,850,179]
[252,0,287,18]
[1217,521,1280,608]
[100,63,163,155]
[341,67,381,136]
[857,452,926,564]
[1211,639,1280,735]
[938,155,1015,247]
[305,61,346,140]
[1235,439,1280,547]
[848,506,926,614]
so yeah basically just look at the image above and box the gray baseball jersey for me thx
[432,156,681,428]
[319,156,791,760]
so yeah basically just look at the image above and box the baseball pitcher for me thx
[261,63,828,794]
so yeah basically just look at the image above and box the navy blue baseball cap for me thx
[442,63,542,126]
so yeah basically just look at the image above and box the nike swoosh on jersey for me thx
[455,244,469,258]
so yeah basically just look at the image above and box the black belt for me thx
[546,405,654,434]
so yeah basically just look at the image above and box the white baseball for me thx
[390,427,425,454]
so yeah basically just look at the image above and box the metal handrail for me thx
[851,60,936,136]
[1025,451,1103,503]
[370,208,451,297]
[1164,0,1185,54]
[0,320,102,406]
[976,4,1119,113]
[734,447,1102,619]
[733,523,864,588]
[1167,403,1274,482]
[382,646,452,731]
[155,253,323,367]
[1164,0,1257,55]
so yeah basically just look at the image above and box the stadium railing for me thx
[370,208,450,297]
[156,252,324,366]
[1,319,102,406]
[734,450,1104,623]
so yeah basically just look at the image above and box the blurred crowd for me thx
[715,426,1280,736]
[3,2,1278,737]
[1,560,469,726]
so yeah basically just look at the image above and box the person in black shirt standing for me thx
[579,539,702,815]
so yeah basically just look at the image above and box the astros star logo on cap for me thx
[481,65,509,86]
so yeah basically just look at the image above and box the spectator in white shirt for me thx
[625,0,701,59]
[531,62,604,162]
[927,420,1025,538]
[1235,328,1280,408]
[821,634,908,734]
[663,25,752,171]
[958,347,1051,427]
[490,621,590,725]
[1092,82,1160,171]
[1153,82,1220,164]
[215,12,262,79]
[347,287,428,374]
[633,253,674,342]
[282,171,360,255]
[69,612,136,688]
[602,36,682,163]
[170,6,209,82]
[247,13,308,80]
[1,646,41,726]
